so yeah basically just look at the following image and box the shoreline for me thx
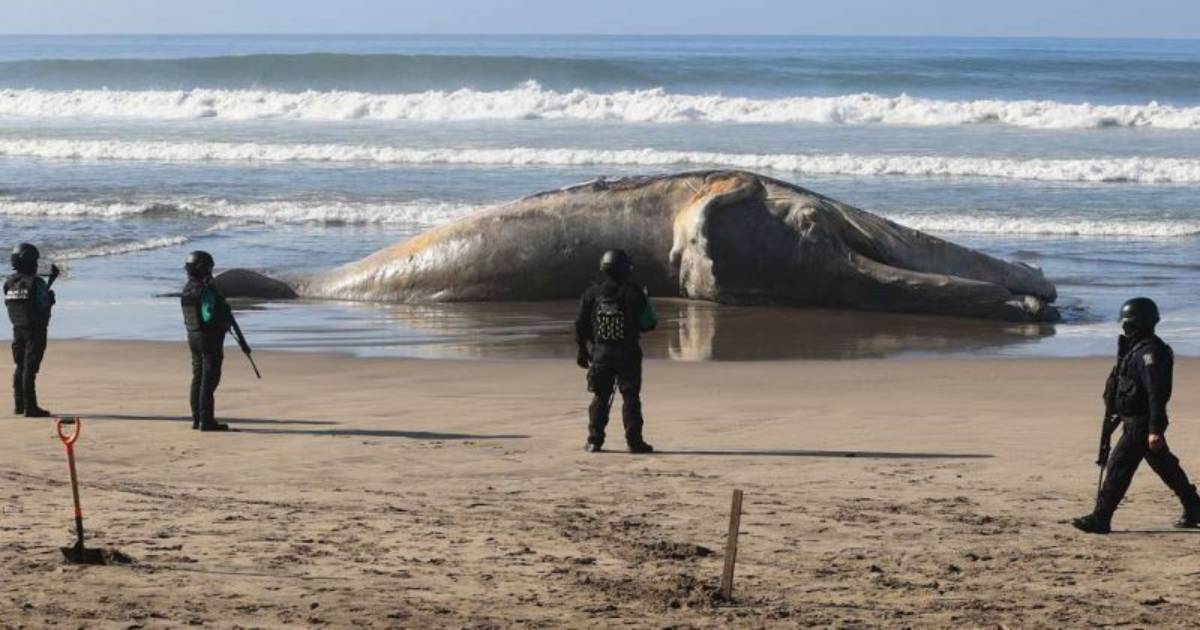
[5,340,1200,626]
[20,291,1126,360]
[13,337,1127,363]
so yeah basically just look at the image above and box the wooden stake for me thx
[720,489,744,601]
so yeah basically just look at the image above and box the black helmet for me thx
[599,249,633,279]
[1119,297,1160,332]
[11,243,39,272]
[184,250,215,278]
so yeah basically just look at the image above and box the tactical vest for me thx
[1115,336,1173,417]
[5,273,37,328]
[181,281,204,333]
[593,292,627,344]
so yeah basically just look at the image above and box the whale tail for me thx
[212,269,298,300]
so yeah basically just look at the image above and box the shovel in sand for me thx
[56,417,106,565]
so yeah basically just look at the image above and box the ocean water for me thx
[2,34,1199,359]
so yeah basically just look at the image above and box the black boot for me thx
[1071,513,1111,535]
[1174,486,1200,529]
[199,422,229,432]
[584,440,603,453]
[627,441,654,454]
[1174,513,1200,529]
[24,406,52,418]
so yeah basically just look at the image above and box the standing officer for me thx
[1073,298,1200,534]
[4,243,57,417]
[181,251,232,432]
[575,249,658,454]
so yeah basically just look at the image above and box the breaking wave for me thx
[54,236,192,260]
[0,198,483,226]
[884,214,1200,238]
[2,84,1199,129]
[2,197,1196,239]
[3,138,1200,184]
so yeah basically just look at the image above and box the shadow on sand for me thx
[76,413,338,426]
[654,449,992,459]
[72,414,529,440]
[1111,529,1200,535]
[235,428,529,440]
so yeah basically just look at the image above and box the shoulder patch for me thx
[1143,352,1155,366]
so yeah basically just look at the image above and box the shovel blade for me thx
[61,545,106,565]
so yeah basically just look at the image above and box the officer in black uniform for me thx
[4,243,57,417]
[575,249,658,454]
[181,251,232,432]
[1073,297,1200,534]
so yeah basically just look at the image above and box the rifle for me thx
[228,313,261,380]
[1095,411,1118,495]
[44,264,60,289]
[1095,336,1129,495]
[34,264,61,310]
[208,279,261,380]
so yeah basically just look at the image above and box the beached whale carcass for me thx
[220,171,1058,322]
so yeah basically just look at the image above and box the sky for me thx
[2,0,1198,38]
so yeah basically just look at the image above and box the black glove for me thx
[576,346,591,369]
[49,264,61,281]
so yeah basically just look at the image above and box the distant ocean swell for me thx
[2,198,1198,238]
[3,52,1199,97]
[2,84,1199,129]
[4,139,1200,184]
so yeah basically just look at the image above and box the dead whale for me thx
[221,171,1058,322]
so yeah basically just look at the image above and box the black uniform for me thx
[575,278,656,448]
[181,278,231,429]
[1094,333,1200,521]
[4,271,53,414]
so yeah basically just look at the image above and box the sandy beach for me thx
[2,341,1199,628]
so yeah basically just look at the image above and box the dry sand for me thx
[3,341,1200,628]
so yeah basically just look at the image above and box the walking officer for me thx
[1073,297,1200,534]
[575,249,658,454]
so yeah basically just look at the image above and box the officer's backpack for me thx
[593,292,627,344]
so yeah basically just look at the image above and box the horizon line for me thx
[0,32,1198,42]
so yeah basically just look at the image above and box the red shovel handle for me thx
[56,417,81,447]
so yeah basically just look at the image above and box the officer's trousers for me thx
[188,331,225,428]
[11,325,47,411]
[586,346,645,447]
[1096,417,1200,519]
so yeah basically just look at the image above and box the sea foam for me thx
[0,198,481,226]
[2,198,1196,239]
[886,214,1200,238]
[54,236,192,260]
[3,138,1199,184]
[1,84,1198,129]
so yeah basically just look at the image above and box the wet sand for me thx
[44,293,1064,360]
[4,341,1200,627]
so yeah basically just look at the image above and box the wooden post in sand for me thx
[720,489,744,601]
